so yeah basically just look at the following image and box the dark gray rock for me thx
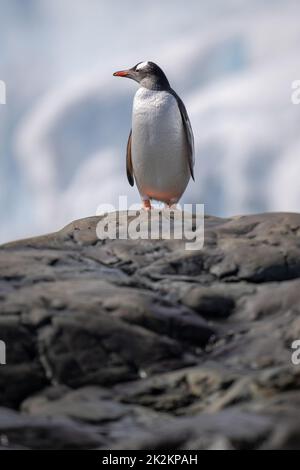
[0,406,103,449]
[0,211,300,449]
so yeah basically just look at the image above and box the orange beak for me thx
[113,70,130,77]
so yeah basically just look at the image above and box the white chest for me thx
[132,88,183,150]
[130,87,190,202]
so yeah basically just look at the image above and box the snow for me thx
[1,0,300,242]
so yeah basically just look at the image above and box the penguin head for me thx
[113,61,170,90]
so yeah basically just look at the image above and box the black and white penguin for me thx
[114,61,194,209]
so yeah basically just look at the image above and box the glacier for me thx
[0,0,300,242]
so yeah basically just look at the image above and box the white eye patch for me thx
[136,61,149,71]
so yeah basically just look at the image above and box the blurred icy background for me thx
[1,0,300,243]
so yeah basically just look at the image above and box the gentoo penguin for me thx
[113,61,194,210]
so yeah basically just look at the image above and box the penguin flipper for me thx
[126,129,134,186]
[169,89,195,181]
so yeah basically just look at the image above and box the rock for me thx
[0,211,300,449]
[181,286,235,319]
[0,406,103,449]
[0,316,47,407]
[37,311,193,387]
[107,409,274,450]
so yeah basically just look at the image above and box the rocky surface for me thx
[0,210,300,449]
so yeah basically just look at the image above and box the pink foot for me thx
[142,200,151,211]
[165,202,178,210]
